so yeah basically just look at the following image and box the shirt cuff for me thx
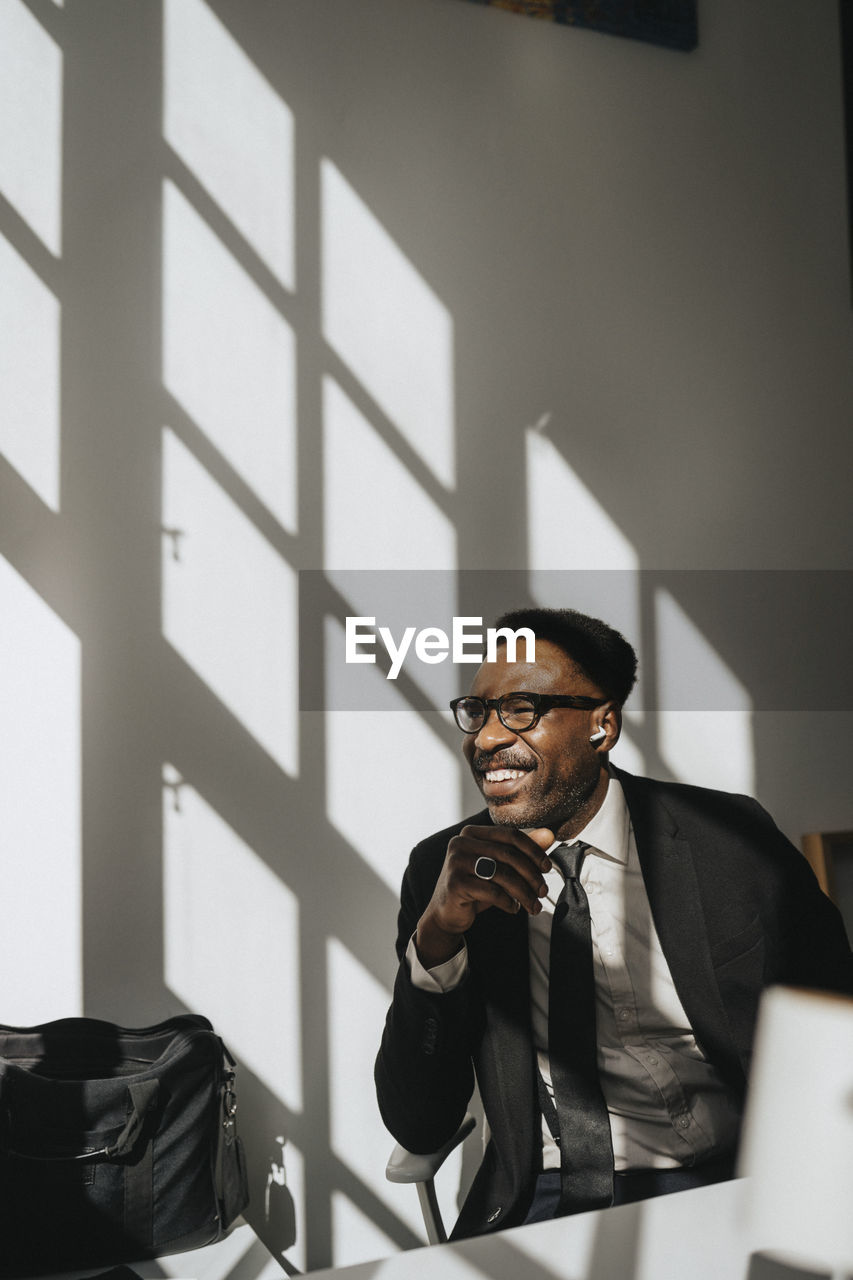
[406,933,468,993]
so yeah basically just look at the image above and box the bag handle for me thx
[3,1078,159,1163]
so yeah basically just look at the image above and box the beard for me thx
[477,749,601,831]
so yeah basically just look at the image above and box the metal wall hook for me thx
[161,526,186,562]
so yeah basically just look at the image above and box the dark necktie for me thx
[547,841,614,1213]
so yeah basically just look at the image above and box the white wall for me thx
[0,0,851,1271]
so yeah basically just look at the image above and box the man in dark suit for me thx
[375,607,853,1239]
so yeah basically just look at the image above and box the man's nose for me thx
[472,708,517,752]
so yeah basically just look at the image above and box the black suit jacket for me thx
[375,768,853,1239]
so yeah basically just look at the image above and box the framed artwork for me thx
[803,830,853,935]
[454,0,698,52]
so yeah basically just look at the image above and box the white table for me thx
[307,1178,821,1280]
[29,1179,826,1280]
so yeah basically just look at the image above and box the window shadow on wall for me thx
[3,0,851,1275]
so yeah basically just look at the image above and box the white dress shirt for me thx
[407,777,741,1172]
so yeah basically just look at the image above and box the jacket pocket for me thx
[711,913,766,1069]
[710,912,764,968]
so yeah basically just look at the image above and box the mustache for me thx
[472,749,536,775]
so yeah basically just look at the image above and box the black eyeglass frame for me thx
[449,691,605,734]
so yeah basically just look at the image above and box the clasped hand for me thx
[415,826,554,969]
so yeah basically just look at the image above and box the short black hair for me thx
[492,606,638,705]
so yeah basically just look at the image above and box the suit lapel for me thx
[614,768,741,1079]
[468,898,539,1179]
[471,903,531,1030]
[467,808,535,1058]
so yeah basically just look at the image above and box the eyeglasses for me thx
[449,691,603,734]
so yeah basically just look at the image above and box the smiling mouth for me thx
[476,759,535,800]
[481,773,530,802]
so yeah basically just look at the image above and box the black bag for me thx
[0,1014,249,1275]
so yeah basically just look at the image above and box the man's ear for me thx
[590,702,621,752]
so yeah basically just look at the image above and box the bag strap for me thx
[112,1078,159,1158]
[122,1080,157,1250]
[214,1041,250,1226]
[2,1078,159,1163]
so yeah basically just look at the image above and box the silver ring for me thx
[474,856,498,881]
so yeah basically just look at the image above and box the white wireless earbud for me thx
[589,725,607,744]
